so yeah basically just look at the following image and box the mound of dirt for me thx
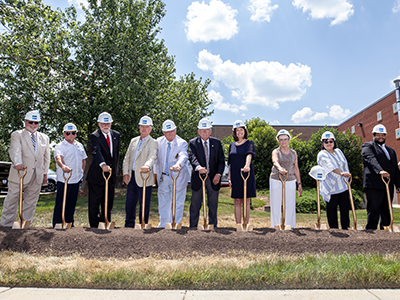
[1,226,400,259]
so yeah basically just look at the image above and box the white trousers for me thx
[270,178,297,228]
[157,174,187,228]
[0,170,42,227]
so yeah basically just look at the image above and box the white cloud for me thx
[248,0,278,22]
[209,90,247,113]
[292,0,354,26]
[329,105,351,120]
[68,0,89,8]
[291,107,328,123]
[393,0,400,13]
[185,0,238,42]
[269,120,281,125]
[197,49,312,109]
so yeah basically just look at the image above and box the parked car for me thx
[0,161,12,193]
[41,169,57,192]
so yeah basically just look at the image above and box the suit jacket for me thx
[362,141,400,190]
[122,135,158,187]
[8,129,50,185]
[86,129,121,185]
[189,136,225,192]
[154,135,190,191]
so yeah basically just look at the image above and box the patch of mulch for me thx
[1,226,400,259]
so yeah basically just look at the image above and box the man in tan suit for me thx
[0,110,50,227]
[122,116,158,227]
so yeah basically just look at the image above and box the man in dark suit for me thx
[86,112,121,228]
[189,118,225,227]
[362,124,400,230]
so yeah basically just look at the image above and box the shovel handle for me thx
[140,171,150,226]
[342,174,357,230]
[17,167,27,179]
[279,171,288,230]
[278,171,288,184]
[170,168,180,225]
[199,172,208,228]
[381,174,394,231]
[102,168,112,181]
[241,169,250,227]
[63,169,73,182]
[102,168,112,228]
[61,169,73,226]
[199,172,208,182]
[170,168,180,181]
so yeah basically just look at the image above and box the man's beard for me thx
[374,139,385,145]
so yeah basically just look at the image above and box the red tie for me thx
[106,134,111,149]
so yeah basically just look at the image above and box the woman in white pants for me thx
[269,129,302,228]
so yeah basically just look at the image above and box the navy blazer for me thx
[189,136,225,192]
[86,129,121,185]
[362,141,400,190]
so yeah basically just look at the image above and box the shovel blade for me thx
[144,223,152,229]
[165,223,172,230]
[274,225,281,231]
[197,225,204,231]
[236,224,243,232]
[134,223,144,230]
[174,223,182,230]
[12,220,30,229]
[284,225,291,231]
[98,222,106,230]
[246,224,253,231]
[206,224,214,231]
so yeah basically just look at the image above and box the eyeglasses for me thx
[65,132,77,136]
[279,138,289,141]
[28,121,39,125]
[324,140,334,144]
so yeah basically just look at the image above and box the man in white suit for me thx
[122,116,158,227]
[154,120,190,228]
[0,110,50,227]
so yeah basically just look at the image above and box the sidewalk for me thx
[0,288,400,300]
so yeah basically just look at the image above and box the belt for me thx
[162,172,169,176]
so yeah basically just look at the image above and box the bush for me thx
[296,187,363,213]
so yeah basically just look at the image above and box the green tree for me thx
[0,0,212,178]
[246,117,278,189]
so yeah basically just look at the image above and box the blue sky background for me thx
[43,0,400,126]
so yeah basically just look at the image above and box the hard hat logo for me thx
[166,124,171,129]
[317,173,322,179]
[68,126,73,130]
[379,128,384,132]
[143,120,147,124]
[202,123,206,127]
[32,115,37,120]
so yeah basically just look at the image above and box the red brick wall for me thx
[337,91,400,157]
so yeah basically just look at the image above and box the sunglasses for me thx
[279,138,289,141]
[65,132,77,136]
[324,140,334,144]
[28,121,39,125]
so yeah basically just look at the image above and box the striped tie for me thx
[31,133,36,152]
[204,141,209,172]
[164,142,171,175]
[381,145,391,160]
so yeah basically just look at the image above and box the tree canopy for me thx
[0,0,212,164]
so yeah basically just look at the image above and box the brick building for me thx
[337,88,400,157]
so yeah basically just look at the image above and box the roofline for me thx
[338,89,396,126]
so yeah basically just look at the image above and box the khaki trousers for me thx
[0,170,42,227]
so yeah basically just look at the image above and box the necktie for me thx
[106,134,111,149]
[381,145,390,160]
[204,141,209,172]
[164,142,171,175]
[31,133,36,152]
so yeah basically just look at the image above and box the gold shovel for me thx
[237,169,253,232]
[311,179,327,230]
[98,168,115,230]
[135,171,152,230]
[342,175,363,230]
[381,174,400,233]
[165,169,182,230]
[12,168,30,229]
[198,172,214,231]
[275,171,291,231]
[55,170,73,230]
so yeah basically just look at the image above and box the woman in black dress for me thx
[228,120,256,225]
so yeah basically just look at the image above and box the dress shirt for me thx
[195,138,210,171]
[380,144,391,160]
[54,139,87,184]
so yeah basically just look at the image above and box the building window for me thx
[377,111,382,121]
[393,103,398,114]
[351,126,355,133]
[396,128,400,140]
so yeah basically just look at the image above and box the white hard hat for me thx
[276,129,291,141]
[372,124,387,134]
[97,112,113,123]
[162,119,176,132]
[63,123,78,132]
[198,118,212,129]
[232,120,246,130]
[139,115,153,126]
[309,165,326,181]
[321,131,335,141]
[25,110,41,122]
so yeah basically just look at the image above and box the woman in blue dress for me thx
[228,120,256,225]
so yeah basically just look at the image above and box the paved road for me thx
[0,288,400,300]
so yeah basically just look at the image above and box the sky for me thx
[43,0,400,126]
